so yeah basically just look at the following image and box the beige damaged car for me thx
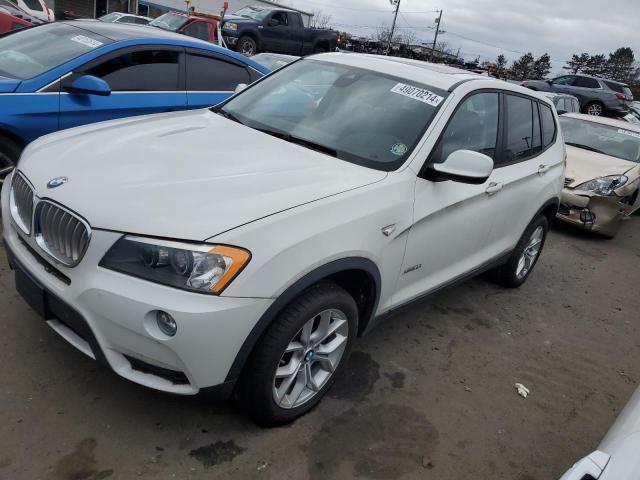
[558,114,640,237]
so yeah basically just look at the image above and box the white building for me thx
[138,0,313,26]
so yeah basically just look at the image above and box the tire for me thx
[0,135,22,183]
[585,101,605,116]
[237,36,257,57]
[313,45,327,54]
[489,215,549,288]
[237,283,358,426]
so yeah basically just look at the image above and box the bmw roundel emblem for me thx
[47,177,68,189]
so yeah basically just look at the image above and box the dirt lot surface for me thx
[1,219,639,480]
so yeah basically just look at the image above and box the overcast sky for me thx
[285,0,638,74]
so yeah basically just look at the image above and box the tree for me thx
[584,54,607,77]
[510,52,535,80]
[607,47,635,83]
[563,53,589,74]
[309,9,332,29]
[532,53,551,79]
[374,23,402,53]
[495,54,507,78]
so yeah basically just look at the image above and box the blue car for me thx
[0,21,270,178]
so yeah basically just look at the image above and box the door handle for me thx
[485,182,503,196]
[538,164,551,175]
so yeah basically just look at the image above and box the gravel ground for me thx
[1,218,639,480]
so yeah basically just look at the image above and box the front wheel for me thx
[238,283,358,426]
[489,215,549,288]
[237,36,257,57]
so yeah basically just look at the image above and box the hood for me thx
[0,76,20,93]
[564,145,638,187]
[18,109,387,241]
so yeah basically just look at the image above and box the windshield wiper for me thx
[213,107,244,125]
[566,142,606,155]
[254,127,338,157]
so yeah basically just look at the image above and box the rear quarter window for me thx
[539,104,556,147]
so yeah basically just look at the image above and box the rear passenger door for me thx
[569,76,601,109]
[185,50,255,108]
[487,94,562,253]
[59,46,187,130]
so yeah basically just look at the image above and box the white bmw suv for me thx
[2,54,564,425]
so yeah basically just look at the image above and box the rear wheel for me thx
[237,36,257,56]
[0,135,21,183]
[489,215,549,288]
[238,283,358,426]
[585,101,604,116]
[313,45,328,53]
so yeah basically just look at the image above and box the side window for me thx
[431,92,499,164]
[539,104,556,148]
[83,50,180,92]
[118,16,136,23]
[505,94,539,162]
[551,76,575,86]
[272,12,288,26]
[574,76,600,89]
[184,21,210,41]
[134,17,149,24]
[186,54,251,91]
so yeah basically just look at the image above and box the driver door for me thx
[392,92,505,307]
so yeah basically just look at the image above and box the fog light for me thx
[156,310,177,337]
[580,209,595,224]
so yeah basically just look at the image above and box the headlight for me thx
[223,22,238,31]
[575,175,628,196]
[99,236,250,295]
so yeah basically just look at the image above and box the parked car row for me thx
[0,0,45,32]
[523,74,634,118]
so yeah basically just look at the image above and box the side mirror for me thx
[268,18,280,27]
[234,83,248,94]
[432,150,493,183]
[556,109,568,115]
[64,75,111,96]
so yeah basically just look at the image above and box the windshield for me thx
[220,59,447,171]
[234,7,270,21]
[149,13,187,31]
[0,23,111,80]
[560,117,640,163]
[99,12,121,22]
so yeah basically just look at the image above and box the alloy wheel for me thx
[516,226,544,280]
[587,103,603,116]
[240,41,255,56]
[272,308,348,409]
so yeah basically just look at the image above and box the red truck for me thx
[149,11,218,43]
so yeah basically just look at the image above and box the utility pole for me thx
[385,0,401,56]
[429,10,443,62]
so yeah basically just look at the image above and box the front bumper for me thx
[557,189,635,237]
[2,179,272,395]
[222,34,238,47]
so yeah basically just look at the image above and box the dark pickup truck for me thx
[221,6,338,57]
